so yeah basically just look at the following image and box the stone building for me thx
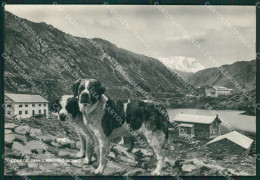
[5,93,49,119]
[198,86,233,97]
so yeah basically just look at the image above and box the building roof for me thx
[206,131,253,150]
[172,114,219,124]
[212,86,233,91]
[178,123,194,128]
[5,94,48,103]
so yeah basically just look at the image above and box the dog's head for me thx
[52,95,80,121]
[73,79,105,105]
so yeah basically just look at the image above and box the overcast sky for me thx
[6,5,256,68]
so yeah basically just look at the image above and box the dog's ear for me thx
[51,97,61,113]
[89,80,105,103]
[94,80,105,96]
[73,79,82,97]
[65,97,80,117]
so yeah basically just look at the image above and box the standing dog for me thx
[53,95,94,164]
[73,78,169,175]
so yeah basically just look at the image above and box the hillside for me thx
[187,60,256,92]
[4,11,189,101]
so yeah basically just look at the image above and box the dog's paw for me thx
[76,151,85,158]
[92,161,99,168]
[83,156,91,164]
[94,165,104,175]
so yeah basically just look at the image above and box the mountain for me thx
[159,56,205,73]
[186,60,256,92]
[4,11,190,102]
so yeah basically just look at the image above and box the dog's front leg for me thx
[76,133,86,158]
[94,137,110,175]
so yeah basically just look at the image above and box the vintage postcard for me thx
[2,3,258,178]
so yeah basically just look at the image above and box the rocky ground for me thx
[4,117,256,176]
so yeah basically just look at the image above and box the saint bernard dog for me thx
[53,95,94,164]
[73,78,170,175]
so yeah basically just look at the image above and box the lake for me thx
[167,109,256,133]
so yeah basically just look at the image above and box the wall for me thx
[205,88,217,97]
[217,90,232,96]
[210,119,221,138]
[194,124,210,138]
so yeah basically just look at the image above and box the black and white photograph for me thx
[2,3,258,178]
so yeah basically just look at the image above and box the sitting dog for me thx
[52,95,94,164]
[73,78,170,175]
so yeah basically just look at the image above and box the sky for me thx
[5,5,256,69]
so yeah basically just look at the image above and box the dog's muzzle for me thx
[80,92,90,104]
[59,114,67,121]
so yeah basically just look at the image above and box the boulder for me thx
[5,129,13,134]
[27,162,39,169]
[70,159,85,167]
[29,128,42,137]
[47,146,59,154]
[124,169,145,176]
[108,151,116,158]
[5,134,16,145]
[35,152,55,159]
[51,142,63,148]
[12,141,31,156]
[38,135,57,143]
[14,126,31,135]
[56,138,75,148]
[5,134,27,145]
[15,134,28,144]
[5,123,19,129]
[132,148,153,157]
[58,149,70,158]
[26,140,47,154]
[181,164,198,172]
[165,157,175,166]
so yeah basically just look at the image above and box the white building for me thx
[204,86,233,97]
[5,93,49,119]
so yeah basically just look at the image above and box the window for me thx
[25,104,28,107]
[7,111,11,114]
[25,110,28,114]
[19,105,23,107]
[39,104,41,107]
[39,110,41,114]
[7,104,11,108]
[32,104,35,107]
[19,111,22,115]
[44,104,47,107]
[44,110,46,114]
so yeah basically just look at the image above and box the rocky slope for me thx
[187,60,256,92]
[4,11,189,102]
[4,117,256,176]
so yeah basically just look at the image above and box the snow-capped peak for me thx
[158,56,205,73]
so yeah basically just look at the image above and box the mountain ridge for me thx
[4,11,190,102]
[186,59,256,92]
